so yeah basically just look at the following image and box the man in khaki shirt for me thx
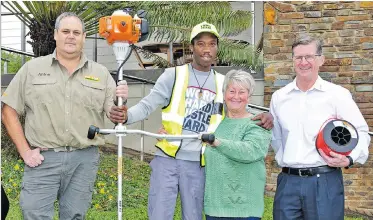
[2,12,116,219]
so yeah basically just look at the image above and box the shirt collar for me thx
[51,49,88,68]
[286,75,327,94]
[51,49,57,65]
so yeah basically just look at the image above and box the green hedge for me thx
[1,51,32,74]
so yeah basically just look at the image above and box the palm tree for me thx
[2,1,262,70]
[1,1,113,56]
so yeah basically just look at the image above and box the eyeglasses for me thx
[293,54,321,62]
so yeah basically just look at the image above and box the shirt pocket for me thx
[80,79,105,111]
[305,111,334,143]
[31,77,57,104]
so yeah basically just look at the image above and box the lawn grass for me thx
[1,150,366,220]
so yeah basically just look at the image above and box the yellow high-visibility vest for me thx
[155,64,225,166]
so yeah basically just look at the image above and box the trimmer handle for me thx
[87,125,100,139]
[201,133,215,145]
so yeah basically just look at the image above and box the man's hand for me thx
[156,125,168,141]
[109,105,128,124]
[116,80,128,100]
[252,112,273,130]
[318,150,350,167]
[21,148,44,168]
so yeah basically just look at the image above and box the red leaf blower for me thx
[316,119,359,156]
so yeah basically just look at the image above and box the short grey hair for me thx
[292,34,323,55]
[55,12,85,33]
[223,69,256,98]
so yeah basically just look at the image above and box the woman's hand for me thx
[199,133,220,147]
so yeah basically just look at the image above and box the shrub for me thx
[1,115,25,158]
[1,51,32,74]
[1,149,151,214]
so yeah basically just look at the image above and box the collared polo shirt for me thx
[2,50,116,150]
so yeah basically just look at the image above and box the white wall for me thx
[1,5,33,53]
[84,37,168,71]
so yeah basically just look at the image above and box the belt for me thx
[282,166,337,177]
[32,146,76,152]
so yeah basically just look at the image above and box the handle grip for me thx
[201,134,215,144]
[87,125,100,139]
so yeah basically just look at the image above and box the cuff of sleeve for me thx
[271,140,281,154]
[125,110,132,125]
[348,148,368,165]
[215,138,229,149]
[348,151,357,163]
[1,101,24,115]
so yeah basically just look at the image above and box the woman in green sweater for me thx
[203,69,272,220]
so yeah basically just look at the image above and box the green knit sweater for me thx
[204,116,272,218]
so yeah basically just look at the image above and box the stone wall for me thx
[263,1,373,216]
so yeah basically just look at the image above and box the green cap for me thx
[190,21,220,43]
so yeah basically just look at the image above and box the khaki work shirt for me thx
[1,50,116,150]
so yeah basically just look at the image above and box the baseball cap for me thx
[190,21,220,43]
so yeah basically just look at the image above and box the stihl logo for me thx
[201,24,211,29]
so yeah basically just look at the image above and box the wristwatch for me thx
[345,155,354,169]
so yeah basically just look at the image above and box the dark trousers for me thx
[273,168,344,220]
[1,185,10,220]
[205,216,260,220]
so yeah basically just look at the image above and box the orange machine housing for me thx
[99,12,141,44]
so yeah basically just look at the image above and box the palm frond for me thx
[146,1,232,26]
[255,33,264,54]
[217,10,253,37]
[34,2,54,29]
[21,2,38,22]
[218,39,263,71]
[139,2,251,42]
[69,1,89,13]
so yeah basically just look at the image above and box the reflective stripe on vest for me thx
[156,64,189,157]
[155,64,225,166]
